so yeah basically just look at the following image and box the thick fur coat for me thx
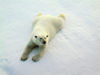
[21,13,65,62]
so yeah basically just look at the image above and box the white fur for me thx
[32,14,65,46]
[21,14,65,62]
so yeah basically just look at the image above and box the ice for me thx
[0,0,100,75]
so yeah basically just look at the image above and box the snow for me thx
[0,0,100,75]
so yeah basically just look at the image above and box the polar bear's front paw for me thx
[21,55,28,61]
[32,55,40,62]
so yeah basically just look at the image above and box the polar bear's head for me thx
[32,32,49,46]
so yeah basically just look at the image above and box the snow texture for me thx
[0,0,100,75]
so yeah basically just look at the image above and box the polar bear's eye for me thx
[46,35,48,37]
[35,36,37,38]
[40,38,42,39]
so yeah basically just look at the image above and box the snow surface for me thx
[0,0,100,75]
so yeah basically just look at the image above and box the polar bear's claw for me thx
[32,55,40,62]
[21,56,28,61]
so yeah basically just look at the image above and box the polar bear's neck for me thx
[33,26,47,36]
[34,26,46,32]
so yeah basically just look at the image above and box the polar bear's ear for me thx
[35,36,37,38]
[58,14,66,20]
[37,13,42,16]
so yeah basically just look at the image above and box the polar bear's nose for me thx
[43,41,46,44]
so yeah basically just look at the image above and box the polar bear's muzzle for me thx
[43,41,46,44]
[40,38,46,45]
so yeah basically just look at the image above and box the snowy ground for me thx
[0,0,100,75]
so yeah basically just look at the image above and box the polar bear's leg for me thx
[21,39,37,61]
[32,13,42,28]
[37,13,42,16]
[58,14,66,20]
[32,46,45,62]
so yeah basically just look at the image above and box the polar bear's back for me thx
[32,15,64,40]
[32,15,64,31]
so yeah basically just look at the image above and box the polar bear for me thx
[21,13,65,62]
